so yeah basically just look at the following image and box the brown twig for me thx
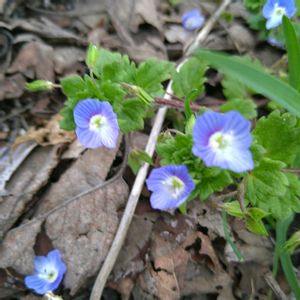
[237,179,246,212]
[154,96,202,112]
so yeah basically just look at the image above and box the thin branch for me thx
[154,96,203,112]
[89,1,232,299]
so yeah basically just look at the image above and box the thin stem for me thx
[154,96,203,112]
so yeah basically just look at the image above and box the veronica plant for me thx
[26,27,300,231]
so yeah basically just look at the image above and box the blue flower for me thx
[146,165,195,210]
[25,249,67,295]
[192,111,254,173]
[73,99,119,149]
[263,0,297,29]
[182,9,205,31]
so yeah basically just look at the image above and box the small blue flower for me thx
[182,9,205,31]
[25,249,66,295]
[192,111,254,173]
[146,165,195,210]
[73,99,120,149]
[263,0,297,29]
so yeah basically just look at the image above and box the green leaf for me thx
[243,0,264,11]
[94,48,124,76]
[172,57,206,99]
[245,214,268,236]
[253,111,300,165]
[195,168,233,200]
[115,99,147,133]
[102,55,136,83]
[156,133,194,165]
[128,150,153,174]
[59,106,76,131]
[223,201,244,218]
[61,75,86,99]
[220,98,257,119]
[246,158,300,219]
[195,49,300,118]
[135,58,175,94]
[221,75,252,100]
[282,16,300,91]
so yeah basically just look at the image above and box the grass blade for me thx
[195,50,300,117]
[282,16,300,91]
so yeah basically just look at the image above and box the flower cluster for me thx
[146,111,254,211]
[25,249,66,295]
[263,0,296,29]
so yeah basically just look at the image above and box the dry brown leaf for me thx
[13,114,75,148]
[0,145,62,238]
[0,73,26,101]
[106,0,166,61]
[132,205,234,299]
[53,46,85,75]
[8,41,54,81]
[0,18,85,45]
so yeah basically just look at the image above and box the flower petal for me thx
[25,275,51,295]
[76,127,103,149]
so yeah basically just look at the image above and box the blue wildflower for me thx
[263,0,297,29]
[182,9,205,31]
[146,165,195,210]
[192,111,254,173]
[73,99,119,149]
[25,249,66,295]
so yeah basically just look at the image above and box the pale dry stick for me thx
[89,1,232,299]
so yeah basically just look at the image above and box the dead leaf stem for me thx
[89,1,232,299]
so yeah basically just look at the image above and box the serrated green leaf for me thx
[283,16,300,92]
[61,75,86,99]
[135,58,175,94]
[59,106,76,131]
[221,75,251,100]
[195,49,300,118]
[172,57,206,99]
[156,133,194,165]
[246,159,300,219]
[253,111,300,165]
[115,99,147,133]
[220,98,257,119]
[103,56,136,83]
[243,0,264,11]
[94,48,124,76]
[196,168,233,200]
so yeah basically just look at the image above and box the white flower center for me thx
[209,131,234,152]
[89,114,106,132]
[38,266,58,283]
[162,176,185,198]
[274,3,286,16]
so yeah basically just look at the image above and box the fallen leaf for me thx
[0,73,26,101]
[0,145,62,238]
[13,114,75,147]
[8,41,54,81]
[0,141,37,192]
[53,46,85,75]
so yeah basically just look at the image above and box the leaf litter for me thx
[0,0,284,299]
